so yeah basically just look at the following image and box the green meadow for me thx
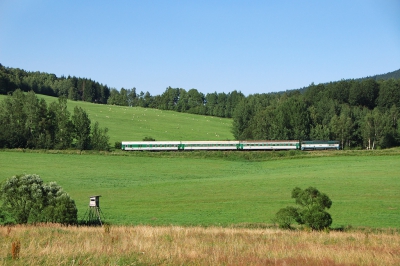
[0,94,399,228]
[0,150,399,228]
[0,94,234,144]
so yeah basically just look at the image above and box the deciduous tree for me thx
[90,121,110,151]
[72,106,91,150]
[0,174,77,225]
[274,187,332,230]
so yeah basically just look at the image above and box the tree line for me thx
[232,79,400,149]
[0,90,110,150]
[83,87,246,118]
[1,63,400,149]
[0,64,110,103]
[0,64,246,118]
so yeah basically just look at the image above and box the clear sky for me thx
[1,0,399,95]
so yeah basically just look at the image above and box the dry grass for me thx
[0,224,399,265]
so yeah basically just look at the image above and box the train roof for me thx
[240,140,299,143]
[301,140,339,144]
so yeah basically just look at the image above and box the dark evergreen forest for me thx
[1,63,399,149]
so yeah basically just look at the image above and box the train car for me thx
[122,141,181,151]
[240,140,300,150]
[181,141,240,150]
[301,140,340,150]
[121,140,339,151]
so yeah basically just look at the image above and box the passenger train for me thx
[121,140,340,151]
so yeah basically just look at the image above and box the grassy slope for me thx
[0,94,234,144]
[1,150,399,228]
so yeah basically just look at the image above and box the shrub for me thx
[274,187,333,230]
[114,141,122,149]
[0,174,77,225]
[274,206,299,229]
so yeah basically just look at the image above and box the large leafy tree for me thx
[160,87,180,110]
[232,98,255,140]
[72,106,91,150]
[48,96,74,149]
[274,187,332,230]
[0,90,28,148]
[376,79,400,109]
[348,79,379,109]
[330,104,353,149]
[0,174,77,225]
[90,121,110,151]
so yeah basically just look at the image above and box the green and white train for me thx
[121,140,339,151]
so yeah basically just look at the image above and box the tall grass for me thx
[0,224,399,265]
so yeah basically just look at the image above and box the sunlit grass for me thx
[1,150,399,228]
[1,224,399,266]
[0,94,234,145]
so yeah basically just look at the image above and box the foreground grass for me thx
[1,149,399,228]
[1,224,399,266]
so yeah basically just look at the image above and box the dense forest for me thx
[0,64,110,103]
[1,63,399,149]
[232,79,400,149]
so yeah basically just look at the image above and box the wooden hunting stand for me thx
[82,195,105,226]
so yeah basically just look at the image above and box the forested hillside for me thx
[232,79,400,149]
[357,69,400,81]
[0,64,111,103]
[1,63,399,149]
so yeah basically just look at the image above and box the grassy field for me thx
[1,224,399,265]
[1,93,399,229]
[1,150,399,228]
[0,94,234,144]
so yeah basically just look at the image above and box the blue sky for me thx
[1,0,399,95]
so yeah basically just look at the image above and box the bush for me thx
[274,187,333,230]
[300,206,332,230]
[0,208,15,225]
[0,174,78,225]
[114,141,122,149]
[274,206,299,229]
